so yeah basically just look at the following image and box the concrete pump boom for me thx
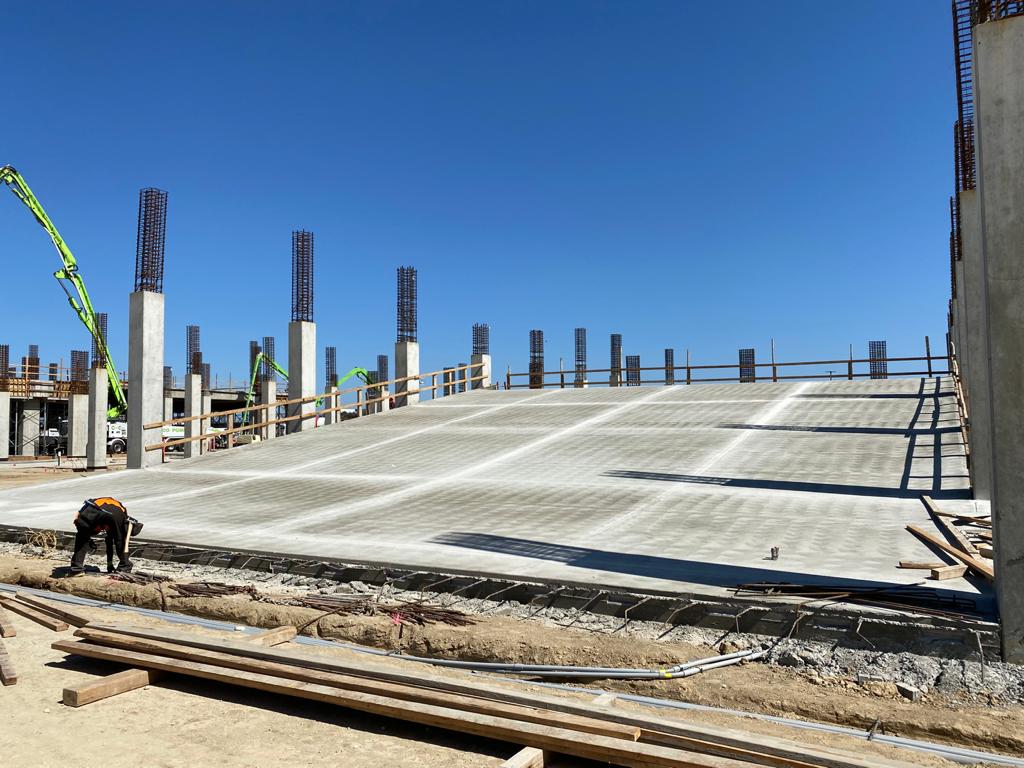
[1,165,127,417]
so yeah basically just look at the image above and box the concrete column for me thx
[183,374,202,460]
[959,190,993,501]
[201,393,212,453]
[164,395,174,422]
[975,15,1024,662]
[0,391,9,460]
[953,258,969,389]
[323,386,338,425]
[470,353,491,390]
[67,393,89,457]
[127,290,164,469]
[380,390,391,414]
[86,367,108,470]
[395,341,419,407]
[20,398,41,456]
[260,378,277,440]
[287,321,316,434]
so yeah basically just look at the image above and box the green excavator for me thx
[1,166,125,417]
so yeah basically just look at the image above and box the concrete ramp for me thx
[0,377,983,605]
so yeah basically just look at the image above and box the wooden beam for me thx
[0,605,15,638]
[920,496,980,556]
[14,594,92,628]
[897,560,948,570]
[74,623,902,768]
[0,598,69,632]
[906,525,994,581]
[0,638,16,686]
[929,565,968,580]
[53,640,729,768]
[502,747,548,768]
[62,623,299,707]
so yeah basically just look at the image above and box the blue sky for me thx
[1,1,954,386]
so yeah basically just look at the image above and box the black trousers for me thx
[70,526,129,572]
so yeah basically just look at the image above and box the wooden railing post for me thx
[925,335,933,377]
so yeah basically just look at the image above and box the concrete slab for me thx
[0,378,987,612]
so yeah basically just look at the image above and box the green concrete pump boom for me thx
[1,165,126,417]
[336,366,372,387]
[240,356,372,428]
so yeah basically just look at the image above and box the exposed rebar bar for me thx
[625,355,640,386]
[574,328,587,385]
[869,340,888,380]
[664,348,675,385]
[325,346,337,389]
[262,336,276,381]
[472,323,490,356]
[186,325,201,376]
[91,314,108,368]
[529,330,545,389]
[739,348,755,383]
[134,188,168,293]
[397,266,418,343]
[376,354,389,385]
[610,334,622,387]
[71,350,90,383]
[291,230,315,322]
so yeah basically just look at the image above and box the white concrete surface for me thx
[0,378,984,611]
[287,321,316,434]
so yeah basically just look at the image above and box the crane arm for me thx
[336,367,372,387]
[1,165,126,417]
[240,352,289,425]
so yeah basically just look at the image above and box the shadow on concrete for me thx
[717,424,961,437]
[795,392,955,400]
[601,469,971,500]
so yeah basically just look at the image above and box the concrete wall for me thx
[974,15,1024,662]
[86,367,108,470]
[127,291,165,469]
[67,393,89,457]
[395,342,419,407]
[287,321,316,434]
[0,392,9,460]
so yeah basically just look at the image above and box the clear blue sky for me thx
[1,1,954,385]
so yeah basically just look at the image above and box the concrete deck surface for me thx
[0,377,989,611]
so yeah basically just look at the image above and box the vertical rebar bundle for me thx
[397,266,418,343]
[739,348,756,383]
[134,188,168,293]
[186,325,201,376]
[202,362,211,392]
[952,1,976,193]
[869,340,888,380]
[291,230,315,322]
[262,336,276,380]
[325,346,337,389]
[472,323,490,356]
[377,354,389,385]
[249,340,261,398]
[529,330,545,389]
[610,334,622,386]
[664,348,675,385]
[163,365,173,390]
[24,346,40,379]
[71,350,90,383]
[92,313,108,368]
[48,362,58,382]
[0,344,8,382]
[28,344,39,358]
[574,328,587,385]
[625,355,641,386]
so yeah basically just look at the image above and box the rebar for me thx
[249,341,261,397]
[91,313,108,368]
[171,581,260,599]
[472,323,490,356]
[71,350,90,383]
[664,348,675,385]
[291,230,314,322]
[739,348,755,383]
[163,365,173,390]
[376,354,389,385]
[289,594,474,627]
[610,334,622,387]
[134,187,168,293]
[397,266,418,343]
[868,340,888,380]
[325,346,337,389]
[625,355,641,386]
[574,328,587,385]
[22,350,39,379]
[0,345,8,383]
[529,330,545,389]
[186,325,201,376]
[28,344,38,359]
[262,336,276,380]
[202,363,211,392]
[48,362,58,382]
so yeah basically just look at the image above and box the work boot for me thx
[115,560,133,573]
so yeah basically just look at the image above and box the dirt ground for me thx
[1,553,1021,766]
[0,459,125,490]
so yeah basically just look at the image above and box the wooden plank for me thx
[0,638,16,686]
[920,496,980,556]
[53,639,733,768]
[63,668,164,707]
[248,626,297,646]
[62,622,299,707]
[897,560,948,570]
[502,747,547,768]
[74,627,640,743]
[78,623,906,768]
[929,565,968,581]
[14,594,92,628]
[0,598,70,632]
[906,525,994,582]
[0,605,15,638]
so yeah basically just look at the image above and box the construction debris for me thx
[170,581,260,599]
[289,594,475,627]
[108,571,172,585]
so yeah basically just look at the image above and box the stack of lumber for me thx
[904,496,994,582]
[52,621,916,768]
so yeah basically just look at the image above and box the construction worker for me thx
[69,497,142,575]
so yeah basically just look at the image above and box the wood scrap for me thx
[0,638,16,685]
[897,560,948,570]
[63,668,163,707]
[502,747,548,767]
[54,639,715,768]
[73,623,902,768]
[247,625,298,646]
[0,605,15,638]
[905,525,994,582]
[929,565,968,581]
[920,496,980,556]
[0,597,70,632]
[14,594,92,627]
